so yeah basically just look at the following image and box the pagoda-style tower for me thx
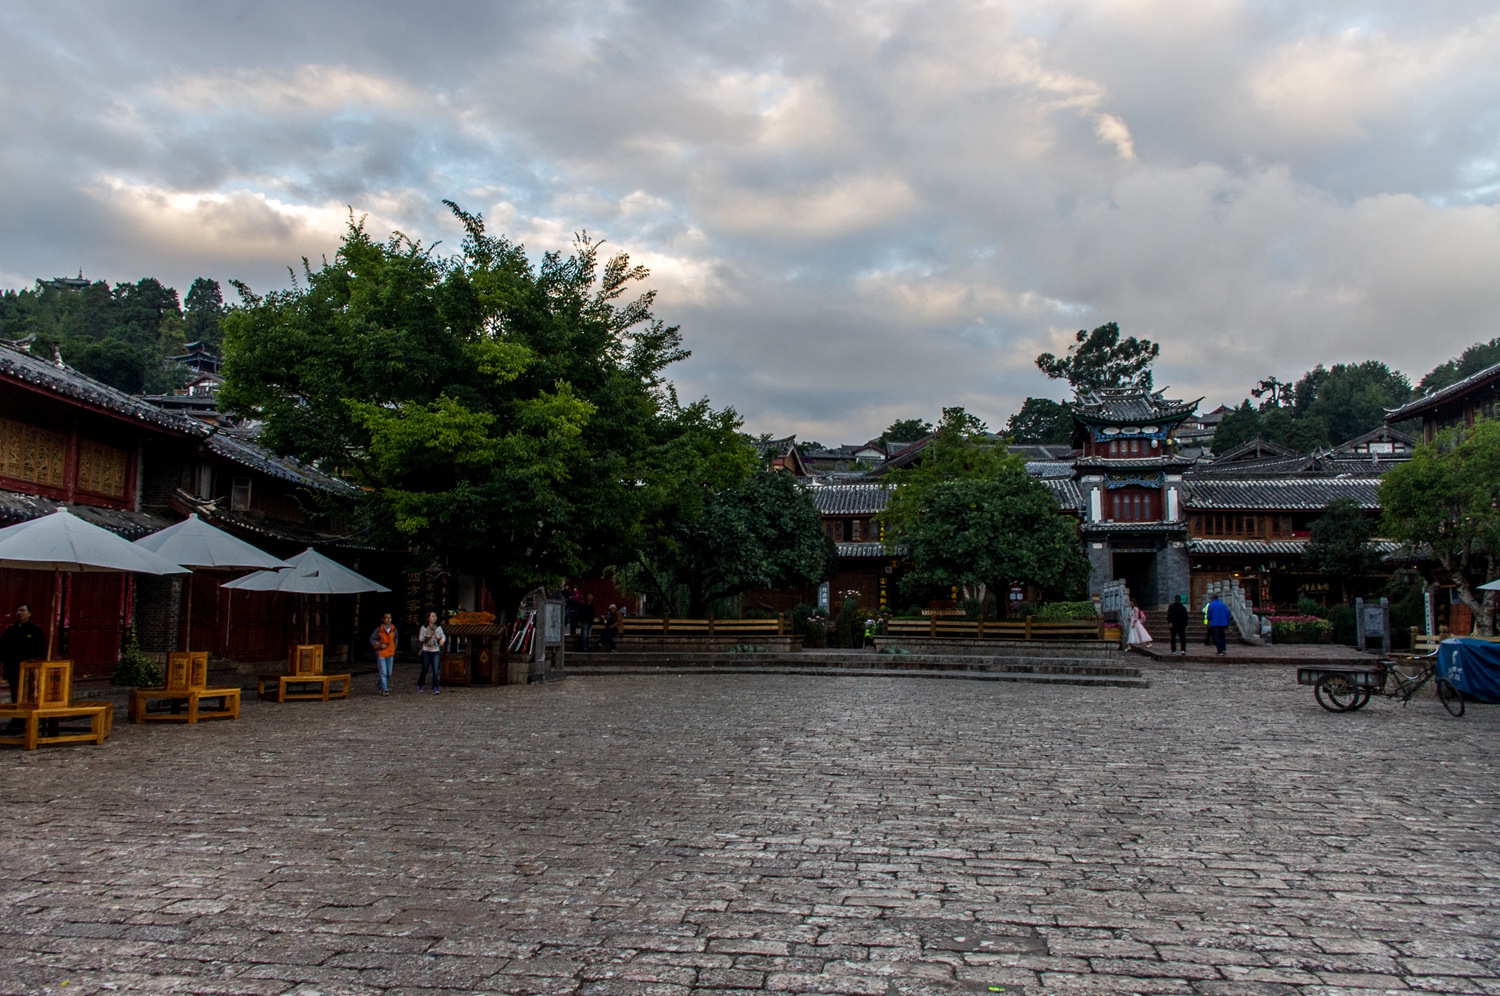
[1068,387,1201,609]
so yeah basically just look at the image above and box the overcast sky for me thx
[2,1,1498,441]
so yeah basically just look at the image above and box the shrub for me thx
[834,596,860,648]
[1326,603,1357,645]
[1033,600,1100,621]
[113,632,162,687]
[1270,615,1334,644]
[790,602,826,637]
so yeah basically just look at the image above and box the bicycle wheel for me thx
[1437,679,1465,717]
[1315,673,1360,712]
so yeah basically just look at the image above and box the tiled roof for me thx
[811,484,889,515]
[1069,387,1199,424]
[835,541,899,558]
[0,490,174,540]
[207,427,359,495]
[1184,478,1382,510]
[1042,479,1082,510]
[1025,460,1076,479]
[1073,456,1196,470]
[1009,444,1074,460]
[0,341,206,436]
[1189,537,1404,556]
[1080,520,1188,535]
[1386,361,1500,422]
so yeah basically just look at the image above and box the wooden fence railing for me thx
[620,615,789,637]
[884,617,1107,641]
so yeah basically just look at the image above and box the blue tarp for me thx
[1436,638,1500,704]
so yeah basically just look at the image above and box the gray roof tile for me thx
[811,484,889,514]
[1184,478,1382,510]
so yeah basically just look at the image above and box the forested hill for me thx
[0,275,226,394]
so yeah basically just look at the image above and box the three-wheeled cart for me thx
[1297,656,1463,716]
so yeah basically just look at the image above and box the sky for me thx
[2,1,1498,442]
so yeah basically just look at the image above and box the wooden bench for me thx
[0,702,112,751]
[129,686,242,723]
[1408,629,1500,656]
[257,673,350,702]
[884,617,1108,641]
[620,616,788,637]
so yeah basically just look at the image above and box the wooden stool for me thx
[257,673,350,702]
[0,702,111,751]
[129,687,241,723]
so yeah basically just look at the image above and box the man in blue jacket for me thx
[1205,595,1232,656]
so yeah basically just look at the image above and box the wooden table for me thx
[257,673,351,702]
[129,687,242,723]
[0,703,113,751]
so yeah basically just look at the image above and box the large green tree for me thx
[1301,497,1381,602]
[882,417,933,443]
[619,468,834,618]
[221,205,727,614]
[879,406,1022,545]
[1005,397,1072,445]
[1380,420,1500,635]
[1420,336,1500,394]
[1292,361,1412,445]
[1035,322,1159,393]
[902,474,1090,608]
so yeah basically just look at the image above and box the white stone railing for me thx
[1202,579,1264,646]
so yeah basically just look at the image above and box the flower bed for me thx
[1270,615,1334,644]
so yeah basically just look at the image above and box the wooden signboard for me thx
[18,659,71,708]
[288,644,324,676]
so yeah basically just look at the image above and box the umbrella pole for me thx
[47,568,60,660]
[184,575,194,653]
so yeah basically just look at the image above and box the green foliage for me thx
[833,596,861,648]
[1005,397,1073,445]
[0,275,201,393]
[1420,336,1500,394]
[1032,600,1099,621]
[882,418,933,442]
[1380,420,1500,634]
[1035,322,1159,392]
[1210,400,1261,453]
[900,473,1091,604]
[619,469,834,618]
[1302,497,1381,599]
[1384,569,1426,649]
[221,206,726,613]
[113,633,162,687]
[880,406,1023,542]
[1269,616,1334,643]
[1292,361,1412,445]
[184,278,227,346]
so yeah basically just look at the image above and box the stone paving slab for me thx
[2,665,1498,995]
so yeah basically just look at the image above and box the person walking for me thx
[1205,594,1231,657]
[0,603,45,704]
[580,593,595,652]
[417,611,445,694]
[1167,595,1189,655]
[369,612,398,696]
[1126,598,1153,648]
[601,603,621,652]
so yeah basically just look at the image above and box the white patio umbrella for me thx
[1479,579,1500,591]
[133,513,284,652]
[223,547,389,644]
[0,508,189,658]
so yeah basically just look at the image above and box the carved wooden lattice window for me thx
[0,417,67,489]
[75,439,127,497]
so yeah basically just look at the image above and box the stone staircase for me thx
[568,648,1148,689]
[1140,608,1239,649]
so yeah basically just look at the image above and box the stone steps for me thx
[567,651,1148,688]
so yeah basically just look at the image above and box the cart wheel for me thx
[1437,679,1465,718]
[1315,673,1360,712]
[1349,690,1372,711]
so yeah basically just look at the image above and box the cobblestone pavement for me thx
[3,666,1499,996]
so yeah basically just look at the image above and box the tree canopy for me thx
[1212,360,1414,453]
[1301,497,1381,601]
[882,417,933,442]
[1420,336,1500,394]
[1380,420,1500,634]
[1035,322,1159,393]
[1005,397,1072,445]
[901,474,1090,608]
[221,206,742,613]
[618,468,833,618]
[0,275,224,393]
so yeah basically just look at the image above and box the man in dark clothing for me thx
[1205,595,1232,656]
[1,603,46,703]
[1167,595,1189,655]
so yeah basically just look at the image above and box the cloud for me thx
[0,0,1498,442]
